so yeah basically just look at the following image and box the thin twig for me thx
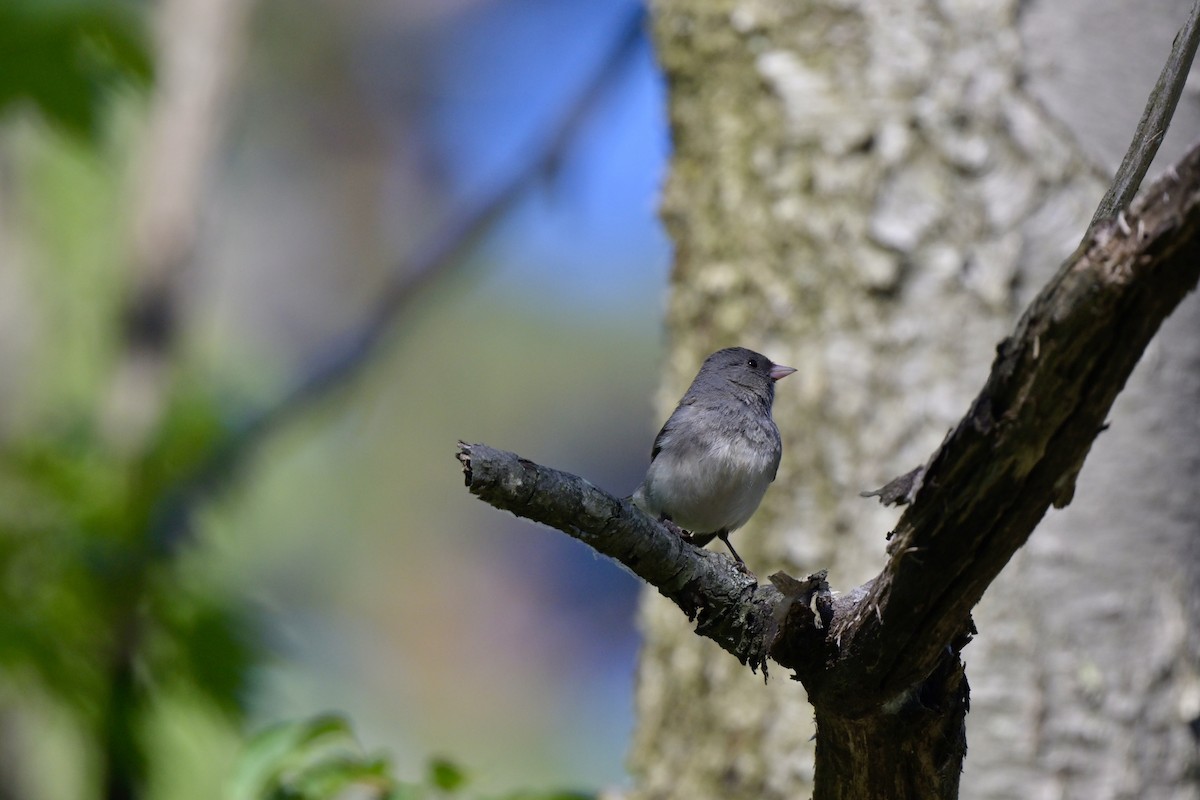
[150,6,648,553]
[248,5,647,428]
[1090,0,1200,228]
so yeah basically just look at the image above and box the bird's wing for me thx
[649,419,671,461]
[767,425,783,482]
[650,397,698,461]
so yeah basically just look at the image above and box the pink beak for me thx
[770,364,797,381]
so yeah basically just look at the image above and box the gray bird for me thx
[632,347,795,565]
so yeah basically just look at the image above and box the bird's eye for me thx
[747,358,758,369]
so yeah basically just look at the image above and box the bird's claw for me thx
[660,517,692,540]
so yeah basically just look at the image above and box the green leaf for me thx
[230,715,399,800]
[429,757,468,792]
[0,0,153,142]
[278,753,391,798]
[148,589,255,717]
[229,715,598,800]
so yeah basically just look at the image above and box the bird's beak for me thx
[770,364,797,381]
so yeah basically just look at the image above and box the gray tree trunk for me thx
[630,1,1200,798]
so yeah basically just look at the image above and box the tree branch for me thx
[456,443,787,673]
[230,4,647,437]
[458,136,1200,708]
[148,6,648,555]
[458,13,1200,797]
[836,138,1200,710]
[1090,0,1200,227]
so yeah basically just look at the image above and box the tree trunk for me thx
[631,1,1200,798]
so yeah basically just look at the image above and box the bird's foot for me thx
[660,517,692,541]
[717,531,753,574]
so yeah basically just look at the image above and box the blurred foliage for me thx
[15,112,141,415]
[0,0,153,142]
[2,128,609,796]
[0,0,647,796]
[0,379,254,785]
[0,2,246,786]
[232,715,595,800]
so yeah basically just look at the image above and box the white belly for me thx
[636,431,778,535]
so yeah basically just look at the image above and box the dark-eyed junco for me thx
[632,347,795,565]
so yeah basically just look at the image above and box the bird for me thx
[632,347,795,565]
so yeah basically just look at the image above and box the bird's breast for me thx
[642,421,781,535]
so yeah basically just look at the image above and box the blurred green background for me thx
[0,0,669,797]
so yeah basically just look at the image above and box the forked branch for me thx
[460,138,1200,711]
